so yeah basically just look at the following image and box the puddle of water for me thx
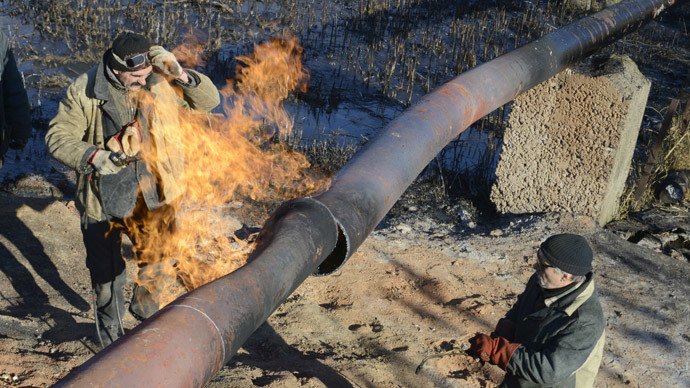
[287,98,401,142]
[0,6,512,198]
[2,1,688,199]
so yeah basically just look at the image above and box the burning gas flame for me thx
[122,32,327,309]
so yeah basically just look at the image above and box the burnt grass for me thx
[1,0,689,229]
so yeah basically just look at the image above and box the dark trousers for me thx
[82,218,127,332]
[82,194,180,327]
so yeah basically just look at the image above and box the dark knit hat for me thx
[108,32,152,72]
[539,233,593,276]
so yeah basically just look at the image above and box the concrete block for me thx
[490,55,651,225]
[564,0,621,12]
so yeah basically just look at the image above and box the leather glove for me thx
[148,45,183,78]
[90,149,125,175]
[469,333,521,370]
[106,122,141,156]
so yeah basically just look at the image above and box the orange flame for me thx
[123,33,327,309]
[172,35,207,69]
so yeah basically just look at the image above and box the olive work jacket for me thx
[499,273,605,388]
[45,56,220,221]
[0,31,31,164]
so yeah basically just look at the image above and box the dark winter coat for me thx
[500,272,605,388]
[45,54,220,220]
[0,31,31,164]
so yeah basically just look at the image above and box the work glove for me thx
[90,149,126,175]
[106,121,141,156]
[148,45,183,78]
[469,333,521,370]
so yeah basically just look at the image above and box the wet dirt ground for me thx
[1,1,689,387]
[0,190,688,387]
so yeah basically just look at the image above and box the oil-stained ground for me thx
[0,190,688,387]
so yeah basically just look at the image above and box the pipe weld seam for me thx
[162,304,227,365]
[181,297,205,302]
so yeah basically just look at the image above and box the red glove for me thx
[469,333,521,370]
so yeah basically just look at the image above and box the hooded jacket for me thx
[500,272,605,388]
[0,31,31,164]
[45,53,220,221]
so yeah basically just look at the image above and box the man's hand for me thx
[90,149,125,175]
[469,333,521,370]
[120,125,141,155]
[148,46,186,80]
[106,122,141,156]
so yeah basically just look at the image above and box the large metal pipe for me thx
[314,0,686,271]
[57,198,340,386]
[56,0,685,386]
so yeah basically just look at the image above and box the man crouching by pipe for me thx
[468,233,605,387]
[45,32,220,348]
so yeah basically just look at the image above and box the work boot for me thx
[129,260,186,321]
[129,283,159,321]
[96,317,120,348]
[92,272,126,349]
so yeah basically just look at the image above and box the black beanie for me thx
[108,32,152,71]
[540,233,593,276]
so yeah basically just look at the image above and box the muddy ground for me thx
[0,188,688,387]
[1,1,690,387]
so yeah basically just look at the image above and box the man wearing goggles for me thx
[45,32,220,349]
[112,51,150,69]
[468,233,605,387]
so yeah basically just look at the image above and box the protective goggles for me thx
[112,51,150,70]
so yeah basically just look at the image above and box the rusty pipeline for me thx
[56,0,685,386]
